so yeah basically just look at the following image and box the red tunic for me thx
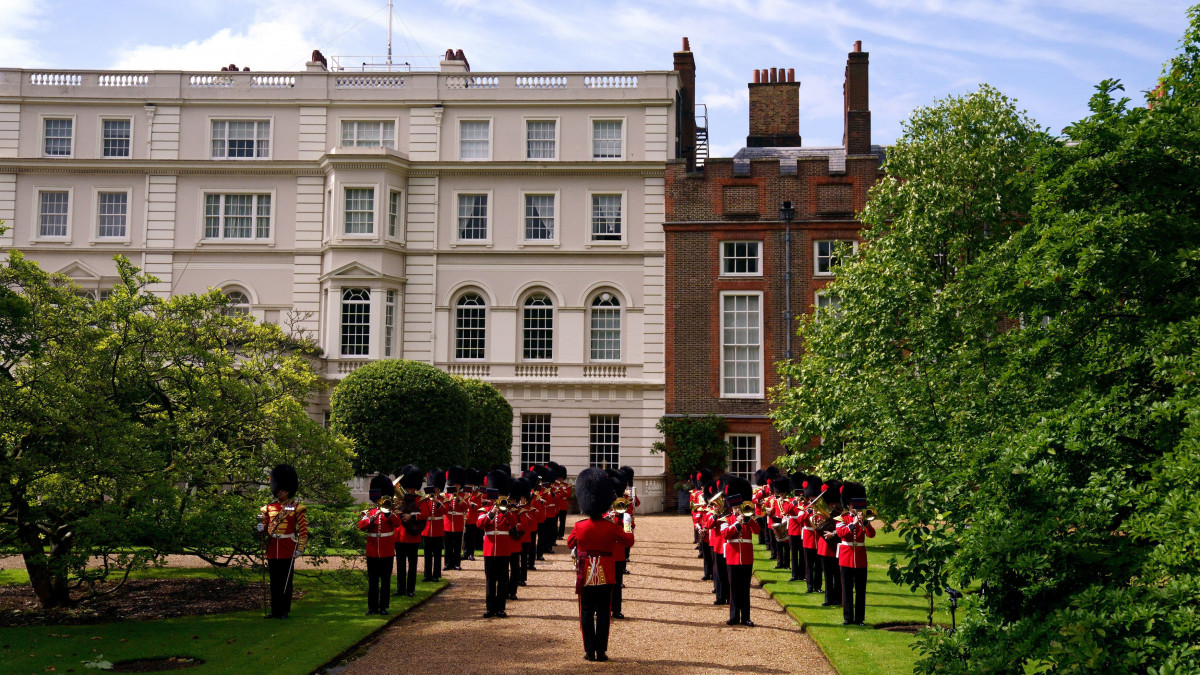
[518,507,535,544]
[835,514,875,568]
[421,497,446,537]
[261,501,308,559]
[555,482,570,512]
[443,494,469,533]
[358,507,401,557]
[816,518,840,557]
[476,509,520,556]
[567,517,635,593]
[395,495,432,544]
[705,512,727,557]
[783,498,807,536]
[466,491,483,527]
[720,515,761,565]
[542,492,557,520]
[800,509,818,549]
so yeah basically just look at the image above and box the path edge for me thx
[753,554,842,675]
[310,581,451,674]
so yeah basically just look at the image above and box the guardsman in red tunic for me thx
[259,464,308,619]
[602,468,636,619]
[520,470,543,570]
[781,473,807,580]
[505,477,532,598]
[690,471,706,550]
[706,477,730,605]
[393,467,431,597]
[359,474,402,615]
[568,468,635,662]
[422,470,447,582]
[442,466,468,571]
[835,482,876,626]
[618,466,639,566]
[550,461,570,540]
[462,469,484,562]
[478,470,518,618]
[752,470,770,546]
[720,476,761,627]
[817,480,844,607]
[770,477,791,570]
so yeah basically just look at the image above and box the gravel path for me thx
[337,514,835,675]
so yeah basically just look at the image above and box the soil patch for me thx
[111,656,205,672]
[875,621,949,634]
[0,577,294,627]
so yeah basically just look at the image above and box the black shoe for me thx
[507,594,518,600]
[422,577,434,582]
[496,611,508,618]
[612,612,625,619]
[822,602,838,607]
[726,619,738,625]
[365,610,377,616]
[279,614,289,619]
[394,590,404,596]
[528,566,537,571]
[713,598,722,605]
[742,620,754,627]
[407,592,416,597]
[620,583,626,589]
[790,576,801,582]
[701,575,711,581]
[595,653,608,662]
[518,581,527,586]
[584,653,596,662]
[483,611,494,618]
[379,609,388,615]
[536,556,545,561]
[842,620,852,625]
[856,621,868,627]
[264,613,278,619]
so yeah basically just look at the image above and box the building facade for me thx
[0,49,683,510]
[664,43,883,492]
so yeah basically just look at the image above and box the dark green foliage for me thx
[652,414,730,489]
[331,360,471,474]
[455,377,513,468]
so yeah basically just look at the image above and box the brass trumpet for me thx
[738,501,756,518]
[378,496,395,514]
[612,496,632,514]
[494,496,510,513]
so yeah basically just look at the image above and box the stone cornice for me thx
[2,159,666,178]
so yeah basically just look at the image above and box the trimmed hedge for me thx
[455,376,513,468]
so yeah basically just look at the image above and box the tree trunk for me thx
[15,498,71,608]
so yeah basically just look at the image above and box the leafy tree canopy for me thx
[455,376,513,469]
[652,414,731,489]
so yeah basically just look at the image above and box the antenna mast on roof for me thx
[386,0,393,67]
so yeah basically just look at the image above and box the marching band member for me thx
[568,468,635,662]
[442,467,468,571]
[763,466,782,560]
[618,466,639,568]
[695,469,715,576]
[393,467,430,598]
[835,482,876,626]
[785,472,807,581]
[552,462,571,541]
[706,476,730,606]
[540,466,559,555]
[720,476,760,626]
[478,470,518,618]
[690,471,705,549]
[817,479,843,607]
[422,469,447,582]
[507,476,532,598]
[463,468,484,562]
[752,470,770,547]
[770,475,792,570]
[359,474,401,615]
[802,474,824,594]
[259,463,307,619]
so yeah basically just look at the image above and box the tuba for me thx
[707,493,726,516]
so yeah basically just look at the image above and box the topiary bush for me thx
[331,360,470,474]
[454,376,513,468]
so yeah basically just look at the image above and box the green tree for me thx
[0,253,354,608]
[455,377,513,469]
[330,359,470,474]
[652,414,731,489]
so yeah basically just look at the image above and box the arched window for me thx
[455,293,486,360]
[340,288,370,356]
[223,290,251,316]
[589,292,621,361]
[522,293,554,360]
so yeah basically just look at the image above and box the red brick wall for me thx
[749,82,800,138]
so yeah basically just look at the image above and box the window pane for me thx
[521,414,552,467]
[523,294,553,360]
[345,188,375,234]
[526,120,555,159]
[723,241,760,275]
[388,190,401,237]
[457,194,488,240]
[43,119,72,156]
[524,194,555,240]
[102,119,131,158]
[589,415,620,469]
[460,120,489,159]
[38,191,69,237]
[726,435,759,481]
[256,194,271,239]
[455,293,486,359]
[592,120,622,158]
[591,194,622,240]
[97,192,127,238]
[223,290,250,316]
[590,293,621,361]
[340,288,371,356]
[223,194,252,238]
[212,120,269,158]
[384,289,396,358]
[342,120,395,148]
[722,294,761,395]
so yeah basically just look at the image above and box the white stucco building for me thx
[0,49,682,510]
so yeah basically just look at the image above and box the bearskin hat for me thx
[521,469,541,487]
[605,468,627,496]
[547,461,564,481]
[694,468,714,489]
[619,465,635,487]
[269,464,299,499]
[369,474,395,503]
[509,476,532,501]
[765,465,781,479]
[398,467,425,490]
[575,468,615,519]
[840,481,867,507]
[771,476,790,494]
[724,475,753,502]
[467,468,484,486]
[754,469,767,487]
[788,471,805,493]
[535,464,554,485]
[492,463,512,477]
[804,474,823,500]
[822,480,843,508]
[425,469,446,490]
[446,466,466,487]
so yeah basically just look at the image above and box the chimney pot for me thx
[770,67,778,83]
[787,68,795,82]
[854,40,862,52]
[753,69,760,84]
[682,37,690,51]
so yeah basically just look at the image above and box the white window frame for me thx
[586,190,627,246]
[518,190,559,246]
[588,414,621,469]
[384,289,397,358]
[720,241,763,277]
[33,186,73,242]
[91,186,133,243]
[339,118,397,149]
[521,292,555,361]
[814,290,843,318]
[589,117,626,160]
[342,184,378,238]
[719,290,764,399]
[339,287,372,357]
[40,115,76,159]
[814,239,858,277]
[588,291,623,362]
[208,117,273,160]
[198,190,277,244]
[386,188,405,242]
[454,292,488,361]
[725,434,760,481]
[452,189,492,246]
[98,116,134,159]
[524,117,558,161]
[221,286,253,317]
[520,414,553,467]
[458,118,492,161]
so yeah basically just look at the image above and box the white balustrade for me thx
[251,75,295,88]
[335,75,405,89]
[515,364,558,378]
[583,364,627,378]
[29,73,82,86]
[515,75,567,89]
[584,75,638,89]
[446,363,491,377]
[445,75,499,89]
[188,74,235,88]
[98,74,149,87]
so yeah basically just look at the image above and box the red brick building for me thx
[664,42,884,485]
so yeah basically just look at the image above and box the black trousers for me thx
[822,555,841,605]
[422,535,443,580]
[541,520,555,554]
[366,555,393,612]
[701,542,713,579]
[611,560,626,614]
[757,517,768,545]
[728,563,752,623]
[841,566,868,623]
[521,541,535,575]
[768,528,778,559]
[789,535,806,580]
[579,584,613,655]
[267,557,294,617]
[557,511,567,538]
[444,531,463,570]
[805,547,823,592]
[484,555,508,613]
[775,536,790,568]
[394,541,418,595]
[463,524,479,558]
[509,552,522,596]
[713,554,728,603]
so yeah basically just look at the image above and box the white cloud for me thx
[0,0,45,67]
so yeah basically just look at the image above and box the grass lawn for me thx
[0,566,446,675]
[755,531,951,675]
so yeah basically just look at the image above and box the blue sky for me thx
[2,0,1193,155]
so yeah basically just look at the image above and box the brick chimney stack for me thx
[843,40,871,155]
[674,37,697,170]
[747,66,801,147]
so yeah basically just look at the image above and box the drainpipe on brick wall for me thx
[779,200,796,388]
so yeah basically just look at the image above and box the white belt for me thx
[484,530,505,537]
[839,542,865,548]
[448,511,467,516]
[726,538,752,544]
[366,532,393,538]
[803,526,816,532]
[270,533,296,540]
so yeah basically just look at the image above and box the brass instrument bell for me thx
[612,496,631,514]
[738,501,756,518]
